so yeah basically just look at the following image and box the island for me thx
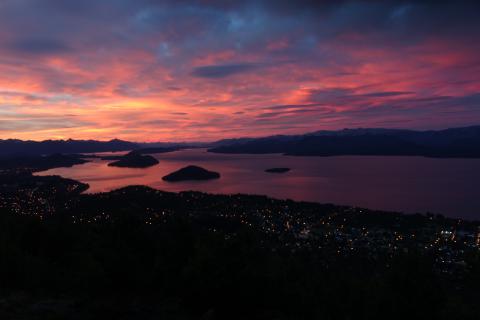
[100,148,179,161]
[265,167,291,173]
[99,154,125,161]
[107,152,159,168]
[162,165,220,181]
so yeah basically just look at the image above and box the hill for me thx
[209,125,480,158]
[162,165,220,181]
[107,153,159,168]
[0,139,138,156]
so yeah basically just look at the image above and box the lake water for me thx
[35,148,480,219]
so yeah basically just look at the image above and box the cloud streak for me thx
[191,63,260,78]
[7,38,72,55]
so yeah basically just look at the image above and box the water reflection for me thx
[36,148,480,218]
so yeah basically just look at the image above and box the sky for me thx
[0,0,479,142]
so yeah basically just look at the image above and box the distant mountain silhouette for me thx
[132,147,181,154]
[0,153,89,172]
[3,125,480,158]
[209,125,480,158]
[0,139,138,157]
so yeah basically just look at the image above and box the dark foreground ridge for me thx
[162,165,220,182]
[107,152,159,168]
[1,164,480,319]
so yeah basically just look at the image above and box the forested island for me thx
[107,152,159,168]
[162,165,220,181]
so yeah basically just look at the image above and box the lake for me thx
[35,148,480,219]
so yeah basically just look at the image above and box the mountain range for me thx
[208,125,480,158]
[1,125,479,158]
[0,139,138,157]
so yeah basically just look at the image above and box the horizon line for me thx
[1,124,479,144]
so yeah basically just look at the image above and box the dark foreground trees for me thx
[1,207,480,320]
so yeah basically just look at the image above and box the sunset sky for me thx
[0,0,479,141]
